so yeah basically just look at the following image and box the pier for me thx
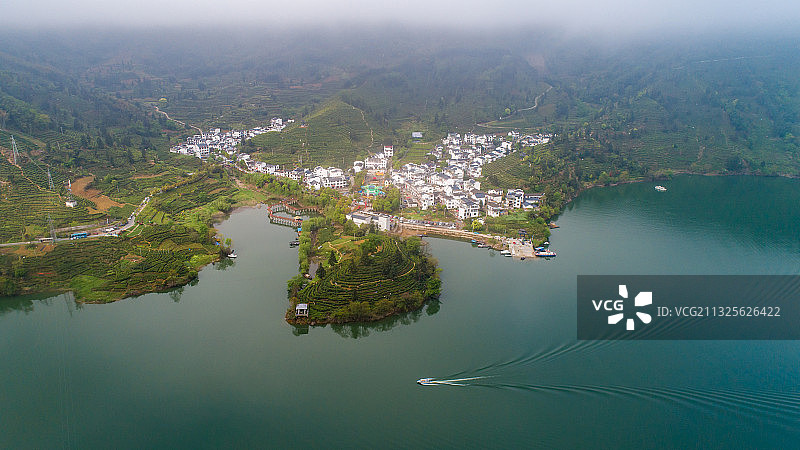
[399,223,538,257]
[267,201,319,227]
[399,223,504,243]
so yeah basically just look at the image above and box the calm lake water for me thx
[2,176,800,448]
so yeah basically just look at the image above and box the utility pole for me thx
[47,168,54,190]
[10,136,19,165]
[47,214,56,241]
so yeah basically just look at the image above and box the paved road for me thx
[0,195,151,247]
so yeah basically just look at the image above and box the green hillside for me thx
[8,223,221,301]
[289,234,439,323]
[482,44,800,176]
[249,98,387,168]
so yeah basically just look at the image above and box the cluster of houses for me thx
[352,145,394,174]
[390,131,551,220]
[242,160,350,191]
[344,211,394,232]
[169,117,290,161]
[228,126,552,222]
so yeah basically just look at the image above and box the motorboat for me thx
[655,185,667,192]
[535,250,557,257]
[228,251,238,258]
[417,378,435,385]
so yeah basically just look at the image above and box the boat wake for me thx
[417,376,491,386]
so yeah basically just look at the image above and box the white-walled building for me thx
[458,199,480,220]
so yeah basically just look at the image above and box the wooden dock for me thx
[267,201,318,228]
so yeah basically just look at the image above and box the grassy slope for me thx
[291,234,438,323]
[14,224,220,302]
[250,98,387,168]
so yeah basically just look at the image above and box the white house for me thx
[487,189,504,203]
[442,195,460,211]
[486,201,507,217]
[458,199,480,220]
[377,215,391,231]
[506,189,524,209]
[420,193,435,210]
[522,193,544,209]
[287,168,304,182]
[322,176,348,190]
[471,191,487,206]
[347,213,373,227]
[365,157,387,171]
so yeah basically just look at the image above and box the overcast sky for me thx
[2,0,799,35]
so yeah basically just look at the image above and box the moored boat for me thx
[655,185,667,192]
[534,250,557,257]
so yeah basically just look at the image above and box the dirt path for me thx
[153,105,203,133]
[71,176,124,212]
[349,105,376,155]
[475,85,553,130]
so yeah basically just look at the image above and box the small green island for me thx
[286,227,440,324]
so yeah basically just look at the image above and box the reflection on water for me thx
[326,301,441,339]
[1,178,800,448]
[0,291,80,317]
[213,257,236,271]
[168,285,185,303]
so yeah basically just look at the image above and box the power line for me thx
[48,214,56,241]
[10,135,19,165]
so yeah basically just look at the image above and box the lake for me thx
[2,176,799,448]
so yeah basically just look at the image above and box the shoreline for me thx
[564,171,799,219]
[9,171,797,305]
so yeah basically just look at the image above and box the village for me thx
[169,117,290,161]
[170,119,553,251]
[244,130,551,228]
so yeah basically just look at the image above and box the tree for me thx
[471,219,482,232]
[725,156,743,172]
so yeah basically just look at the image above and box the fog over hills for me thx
[2,0,799,36]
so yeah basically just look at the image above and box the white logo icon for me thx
[607,285,652,330]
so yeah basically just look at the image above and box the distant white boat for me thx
[655,185,667,192]
[417,378,434,385]
[228,251,238,258]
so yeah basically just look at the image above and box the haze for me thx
[3,0,799,36]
